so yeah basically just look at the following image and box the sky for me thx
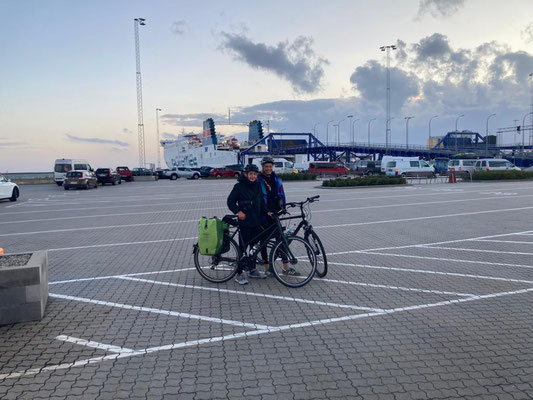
[1,0,532,171]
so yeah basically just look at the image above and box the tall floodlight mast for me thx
[380,44,396,150]
[134,18,146,168]
[156,108,162,168]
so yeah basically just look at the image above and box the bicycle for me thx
[193,202,318,288]
[283,195,328,278]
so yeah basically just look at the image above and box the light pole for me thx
[428,115,438,147]
[313,122,321,139]
[386,117,394,148]
[156,108,162,168]
[347,115,353,145]
[333,125,339,147]
[368,118,376,146]
[380,44,397,149]
[337,119,345,146]
[455,114,464,151]
[352,119,360,144]
[326,120,334,145]
[134,18,146,168]
[404,116,414,150]
[529,72,533,145]
[522,111,533,151]
[485,113,496,155]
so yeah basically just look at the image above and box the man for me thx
[258,157,299,276]
[227,164,267,284]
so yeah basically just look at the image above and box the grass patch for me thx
[472,170,533,180]
[322,175,406,187]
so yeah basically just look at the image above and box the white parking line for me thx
[48,237,196,252]
[356,251,533,270]
[473,239,533,245]
[316,206,533,229]
[49,293,272,330]
[55,335,135,354]
[422,246,533,256]
[4,285,533,380]
[325,261,533,284]
[117,276,386,313]
[49,268,195,285]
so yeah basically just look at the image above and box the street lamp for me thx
[337,119,345,146]
[522,111,533,151]
[428,115,438,147]
[529,72,533,145]
[333,125,339,147]
[386,117,395,148]
[347,115,353,145]
[326,120,334,145]
[368,118,376,146]
[134,17,147,168]
[313,122,321,139]
[352,119,360,144]
[455,114,465,151]
[380,44,397,149]
[404,116,414,150]
[156,108,162,168]
[485,113,496,154]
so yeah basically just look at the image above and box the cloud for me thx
[171,20,186,35]
[416,0,466,19]
[162,132,179,140]
[161,113,226,127]
[219,32,328,93]
[65,134,129,147]
[0,140,28,147]
[122,128,133,134]
[522,22,533,44]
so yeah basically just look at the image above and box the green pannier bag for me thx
[198,217,229,255]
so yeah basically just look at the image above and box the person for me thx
[257,157,300,277]
[227,164,267,285]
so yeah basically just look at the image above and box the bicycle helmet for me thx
[261,156,275,165]
[244,164,259,173]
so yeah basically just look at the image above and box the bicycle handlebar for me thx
[285,195,320,210]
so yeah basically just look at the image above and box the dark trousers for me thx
[260,218,287,265]
[238,225,263,274]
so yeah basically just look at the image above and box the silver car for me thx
[177,167,200,179]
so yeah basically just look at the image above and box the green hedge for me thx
[472,170,533,180]
[322,175,406,187]
[277,173,317,181]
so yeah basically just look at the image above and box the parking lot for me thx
[1,179,533,399]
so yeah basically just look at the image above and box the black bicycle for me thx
[283,195,327,278]
[193,202,318,288]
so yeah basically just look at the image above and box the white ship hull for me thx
[163,141,239,168]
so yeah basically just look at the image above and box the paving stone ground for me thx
[1,179,532,399]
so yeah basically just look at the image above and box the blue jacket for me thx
[258,173,286,214]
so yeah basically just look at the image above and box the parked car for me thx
[165,167,201,180]
[95,168,122,185]
[448,159,477,175]
[474,159,521,172]
[54,158,93,186]
[0,174,19,202]
[225,164,244,173]
[132,168,155,176]
[64,171,98,190]
[191,166,214,178]
[354,160,382,176]
[308,161,349,176]
[116,166,133,182]
[432,158,450,175]
[155,169,170,179]
[385,159,435,177]
[210,167,242,178]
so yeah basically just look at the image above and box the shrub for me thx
[322,175,406,187]
[472,170,533,181]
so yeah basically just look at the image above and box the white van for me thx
[381,156,419,173]
[252,158,295,174]
[474,159,520,172]
[448,159,477,175]
[54,159,93,186]
[385,158,435,177]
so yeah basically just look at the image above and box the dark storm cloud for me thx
[171,20,186,35]
[66,134,129,147]
[350,60,420,112]
[416,0,466,19]
[219,33,328,94]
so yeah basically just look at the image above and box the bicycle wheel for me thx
[269,236,317,288]
[193,238,240,283]
[305,229,327,278]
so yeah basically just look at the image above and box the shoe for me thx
[248,269,267,279]
[265,268,274,277]
[234,274,249,285]
[282,268,301,276]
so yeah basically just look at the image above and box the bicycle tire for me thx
[304,229,327,278]
[193,238,240,283]
[269,235,317,288]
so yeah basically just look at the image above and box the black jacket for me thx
[227,175,265,227]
